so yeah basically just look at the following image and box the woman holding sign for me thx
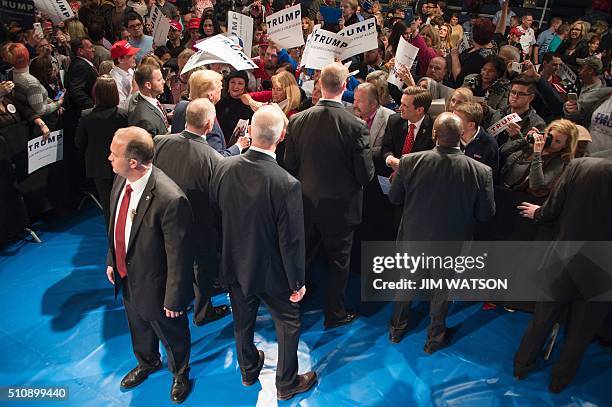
[500,119,578,197]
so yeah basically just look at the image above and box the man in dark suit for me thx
[453,101,500,176]
[388,112,496,352]
[128,64,169,137]
[284,62,374,329]
[64,38,98,195]
[105,127,194,403]
[516,149,612,394]
[153,98,230,326]
[210,105,317,400]
[380,86,435,177]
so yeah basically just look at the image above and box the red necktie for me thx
[401,123,416,156]
[156,100,170,129]
[114,184,133,278]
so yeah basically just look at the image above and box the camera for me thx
[527,132,552,148]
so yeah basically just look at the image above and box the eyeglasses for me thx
[127,23,142,29]
[510,90,533,97]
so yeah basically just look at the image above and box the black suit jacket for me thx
[128,94,169,137]
[462,126,500,178]
[107,166,195,321]
[75,106,128,179]
[153,130,221,255]
[535,149,612,241]
[171,100,241,156]
[65,57,97,113]
[284,99,374,229]
[380,113,435,176]
[210,149,305,297]
[390,146,495,241]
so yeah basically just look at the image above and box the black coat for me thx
[210,149,305,297]
[284,99,374,229]
[128,94,169,137]
[390,146,496,241]
[75,106,128,179]
[535,149,612,241]
[380,113,435,176]
[216,96,254,144]
[462,126,500,178]
[153,130,221,256]
[106,166,195,321]
[65,57,97,113]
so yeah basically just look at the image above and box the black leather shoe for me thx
[324,310,358,329]
[277,371,317,401]
[120,361,162,389]
[242,350,265,386]
[194,305,231,326]
[389,330,406,344]
[170,375,191,403]
[423,328,454,355]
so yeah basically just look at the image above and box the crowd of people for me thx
[1,0,611,403]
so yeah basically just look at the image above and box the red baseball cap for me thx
[110,40,140,60]
[509,27,523,38]
[169,20,183,31]
[188,18,201,31]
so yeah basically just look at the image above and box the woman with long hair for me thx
[449,13,464,48]
[438,23,453,56]
[240,71,301,117]
[500,119,579,197]
[302,16,314,40]
[75,75,128,223]
[556,21,589,62]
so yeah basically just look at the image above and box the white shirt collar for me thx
[408,115,426,134]
[111,66,133,77]
[249,145,276,160]
[78,56,95,68]
[126,166,152,196]
[461,126,480,146]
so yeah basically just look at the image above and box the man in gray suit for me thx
[128,64,169,137]
[353,83,395,163]
[106,127,194,402]
[153,98,231,326]
[388,112,496,353]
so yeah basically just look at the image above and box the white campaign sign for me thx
[185,34,258,74]
[266,4,304,49]
[28,131,63,174]
[558,63,577,84]
[300,28,350,70]
[387,36,419,87]
[486,113,522,137]
[228,11,254,58]
[338,18,378,59]
[299,24,320,68]
[33,0,74,23]
[150,5,171,46]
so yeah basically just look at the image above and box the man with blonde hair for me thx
[153,98,232,327]
[285,62,374,329]
[453,102,499,175]
[211,105,317,400]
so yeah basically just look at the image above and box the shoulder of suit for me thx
[152,167,188,199]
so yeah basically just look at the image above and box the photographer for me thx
[500,119,578,197]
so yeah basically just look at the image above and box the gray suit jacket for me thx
[390,146,495,241]
[370,106,395,160]
[128,93,169,137]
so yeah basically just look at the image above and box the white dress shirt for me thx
[385,115,426,166]
[110,66,134,110]
[113,167,152,249]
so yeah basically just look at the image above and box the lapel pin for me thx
[145,195,150,201]
[130,209,137,221]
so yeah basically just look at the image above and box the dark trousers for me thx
[122,278,191,377]
[93,177,113,226]
[229,282,300,392]
[192,247,218,324]
[389,289,450,346]
[306,221,355,322]
[514,301,610,386]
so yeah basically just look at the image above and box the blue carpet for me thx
[0,206,610,406]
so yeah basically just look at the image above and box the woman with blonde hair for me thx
[438,23,453,56]
[557,21,588,59]
[500,119,579,197]
[446,87,474,112]
[449,13,464,48]
[64,19,88,40]
[240,71,301,117]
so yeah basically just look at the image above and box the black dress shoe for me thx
[170,375,191,403]
[389,330,406,344]
[120,362,162,389]
[194,305,231,326]
[277,371,317,401]
[242,350,265,386]
[423,328,454,355]
[324,310,358,329]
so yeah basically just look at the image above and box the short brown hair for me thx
[453,102,483,126]
[511,74,537,94]
[403,86,433,112]
[94,75,120,108]
[134,64,159,88]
